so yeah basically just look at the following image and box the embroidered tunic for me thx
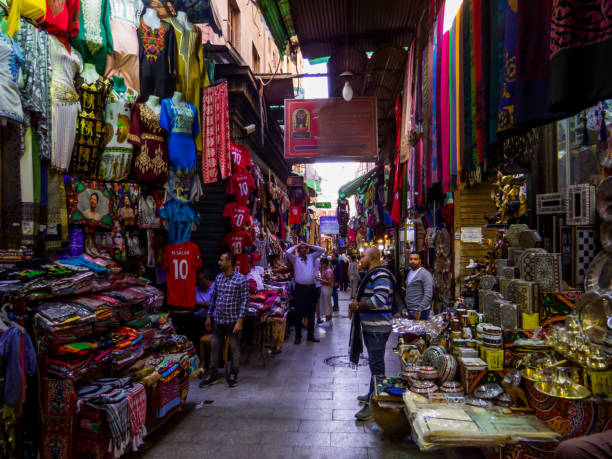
[128,102,169,184]
[71,0,114,75]
[138,19,176,100]
[69,75,113,177]
[99,87,138,181]
[159,98,199,174]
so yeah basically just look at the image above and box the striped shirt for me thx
[357,269,393,332]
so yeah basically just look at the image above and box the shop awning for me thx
[338,168,378,198]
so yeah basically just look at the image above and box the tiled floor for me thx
[132,291,481,459]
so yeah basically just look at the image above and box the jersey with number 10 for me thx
[162,242,202,307]
[226,171,255,205]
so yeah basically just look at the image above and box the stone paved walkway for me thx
[131,290,481,459]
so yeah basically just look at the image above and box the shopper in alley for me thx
[200,252,249,388]
[285,241,325,344]
[404,252,434,320]
[349,246,394,421]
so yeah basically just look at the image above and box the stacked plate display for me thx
[410,380,439,395]
[422,345,446,366]
[481,324,503,347]
[440,381,464,396]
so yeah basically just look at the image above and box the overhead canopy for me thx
[338,168,378,198]
[258,0,426,59]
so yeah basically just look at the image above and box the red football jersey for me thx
[162,242,202,307]
[222,202,251,229]
[230,142,252,172]
[234,253,251,276]
[226,171,256,205]
[288,204,302,225]
[223,230,253,255]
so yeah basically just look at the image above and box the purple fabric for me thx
[0,327,37,407]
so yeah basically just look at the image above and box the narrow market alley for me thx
[132,290,447,459]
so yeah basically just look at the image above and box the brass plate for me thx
[534,381,591,400]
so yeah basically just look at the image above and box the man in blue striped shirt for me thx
[349,246,393,421]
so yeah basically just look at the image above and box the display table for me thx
[403,391,560,452]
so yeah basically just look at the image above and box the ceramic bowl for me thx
[417,366,439,380]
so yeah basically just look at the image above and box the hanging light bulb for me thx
[342,80,354,102]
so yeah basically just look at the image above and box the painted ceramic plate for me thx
[585,252,612,292]
[596,176,612,222]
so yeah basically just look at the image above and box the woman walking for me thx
[319,258,334,326]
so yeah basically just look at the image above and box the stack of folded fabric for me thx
[35,303,97,344]
[72,295,120,333]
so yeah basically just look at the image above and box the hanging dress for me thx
[50,36,82,171]
[99,87,138,181]
[0,31,24,125]
[69,74,113,177]
[39,0,80,46]
[105,0,143,91]
[159,97,198,174]
[128,102,169,184]
[166,17,203,153]
[71,0,114,75]
[138,19,176,100]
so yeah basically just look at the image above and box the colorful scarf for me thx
[126,383,147,451]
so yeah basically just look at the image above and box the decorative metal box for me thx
[480,275,498,291]
[566,184,596,225]
[536,192,566,215]
[505,279,538,314]
[495,259,509,274]
[518,230,542,249]
[508,247,524,267]
[499,277,511,298]
[503,266,519,279]
[482,291,504,326]
[521,251,562,292]
[499,301,520,330]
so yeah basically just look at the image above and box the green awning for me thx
[257,0,296,55]
[305,179,321,193]
[338,168,378,198]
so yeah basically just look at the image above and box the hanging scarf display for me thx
[201,81,231,184]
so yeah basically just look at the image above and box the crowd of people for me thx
[189,241,436,423]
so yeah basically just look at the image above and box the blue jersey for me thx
[158,199,200,244]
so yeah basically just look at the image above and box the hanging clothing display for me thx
[99,88,138,181]
[0,30,24,124]
[137,19,176,100]
[105,0,143,91]
[230,141,252,172]
[15,18,52,159]
[223,229,253,275]
[4,0,46,37]
[548,0,612,113]
[201,81,231,184]
[162,241,202,307]
[226,170,255,205]
[129,102,169,184]
[158,198,200,244]
[1,125,23,248]
[49,36,82,171]
[166,16,203,153]
[159,97,199,174]
[223,202,251,230]
[69,74,113,177]
[39,0,80,45]
[71,0,114,75]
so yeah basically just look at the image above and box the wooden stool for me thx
[199,334,230,379]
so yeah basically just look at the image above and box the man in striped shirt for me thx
[349,246,393,421]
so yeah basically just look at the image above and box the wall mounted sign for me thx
[284,98,378,160]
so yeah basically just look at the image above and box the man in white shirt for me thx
[286,242,325,344]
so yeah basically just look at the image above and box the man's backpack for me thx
[360,267,407,316]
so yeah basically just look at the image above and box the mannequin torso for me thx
[171,91,185,104]
[142,8,161,28]
[146,95,161,114]
[81,63,100,84]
